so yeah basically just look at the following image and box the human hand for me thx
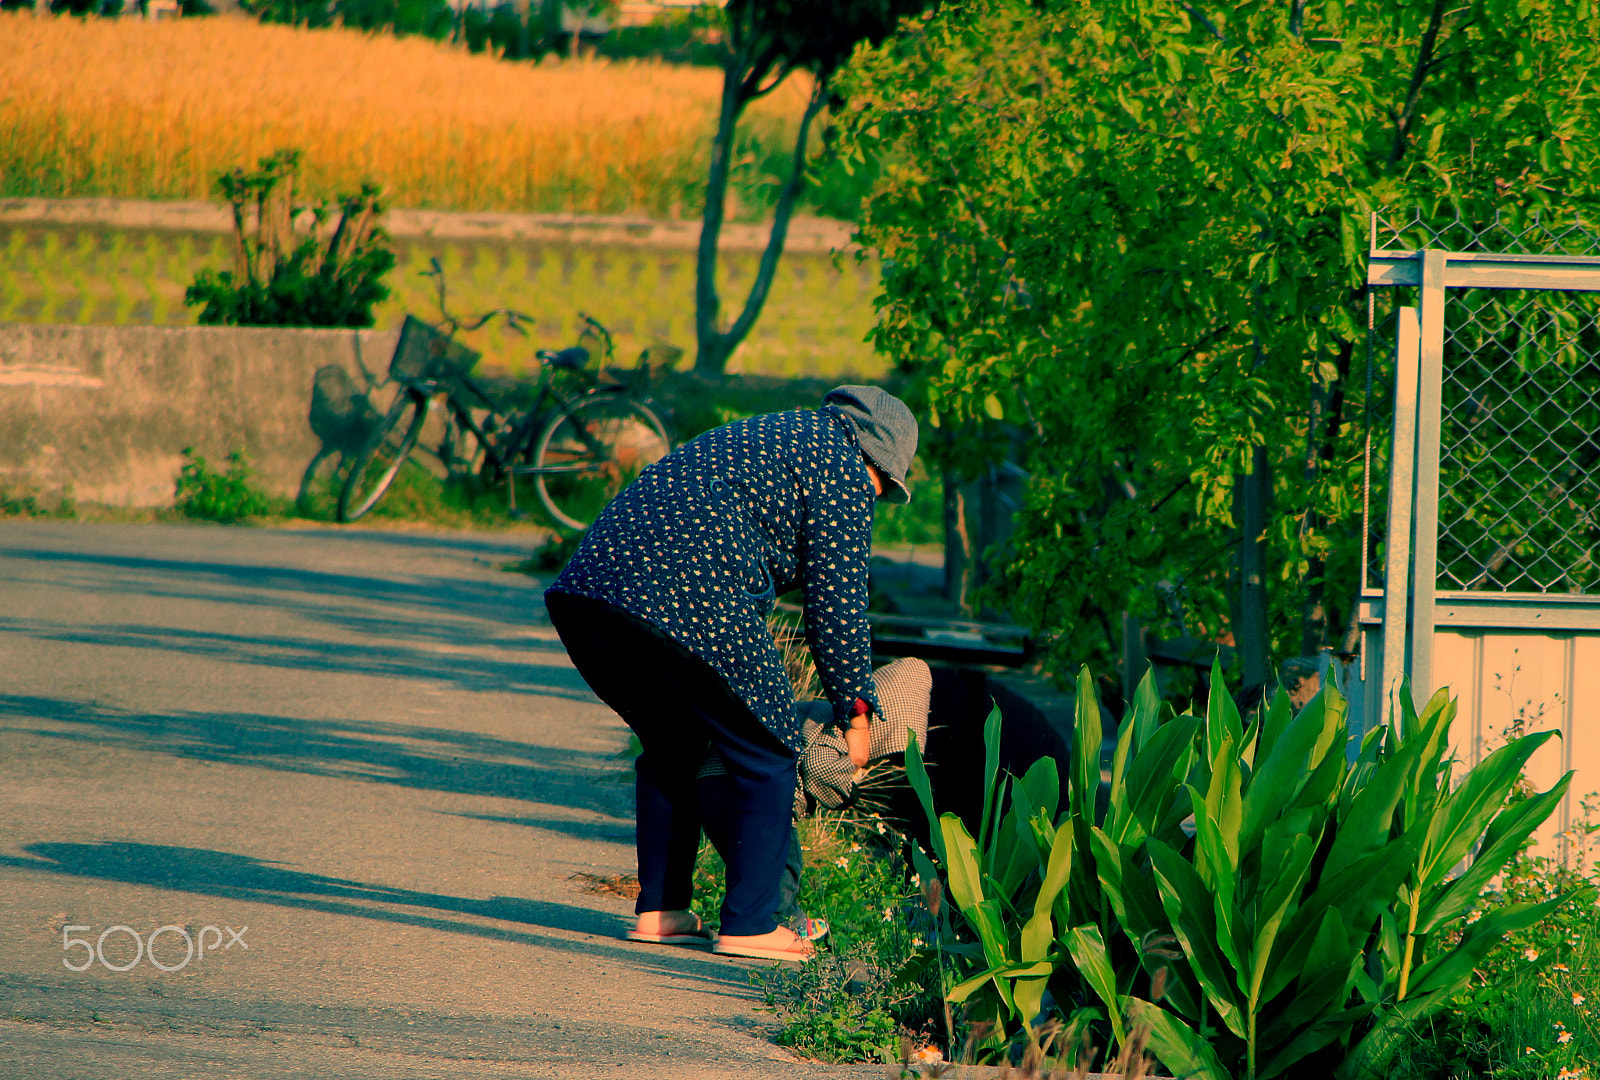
[845,722,870,769]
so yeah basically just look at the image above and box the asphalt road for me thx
[0,521,879,1079]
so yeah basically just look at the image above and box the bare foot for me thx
[633,910,701,937]
[713,925,814,961]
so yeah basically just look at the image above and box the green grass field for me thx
[0,226,886,380]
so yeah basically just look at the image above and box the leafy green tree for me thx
[834,0,1600,689]
[692,0,935,377]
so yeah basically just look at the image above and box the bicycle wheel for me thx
[532,395,669,530]
[338,390,430,522]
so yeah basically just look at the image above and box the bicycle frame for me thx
[407,361,628,514]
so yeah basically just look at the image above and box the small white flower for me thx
[911,873,921,887]
[910,1046,944,1064]
[875,820,887,835]
[850,842,862,853]
[1558,1031,1573,1045]
[1555,963,1571,973]
[882,909,894,922]
[1525,948,1541,962]
[911,936,924,947]
[835,856,850,869]
[1574,993,1586,1006]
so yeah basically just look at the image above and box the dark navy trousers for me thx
[545,590,797,937]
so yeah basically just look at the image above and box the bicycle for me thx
[337,265,672,529]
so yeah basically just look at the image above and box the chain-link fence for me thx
[1365,208,1600,597]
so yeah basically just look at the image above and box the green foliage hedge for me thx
[834,0,1600,681]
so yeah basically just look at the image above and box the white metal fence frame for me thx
[1355,211,1600,850]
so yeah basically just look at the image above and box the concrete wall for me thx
[0,323,401,507]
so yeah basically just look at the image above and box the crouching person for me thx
[545,386,919,962]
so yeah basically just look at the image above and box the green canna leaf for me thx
[1268,838,1416,992]
[1065,924,1127,1046]
[1254,684,1295,766]
[1023,819,1075,960]
[941,813,986,915]
[979,704,1003,866]
[1240,691,1338,853]
[971,897,1014,979]
[1121,996,1232,1080]
[1123,715,1202,843]
[1147,838,1246,1039]
[905,728,945,865]
[1071,666,1104,827]
[1248,825,1321,1007]
[1415,773,1570,934]
[1090,827,1167,946]
[1419,730,1559,890]
[1325,721,1422,880]
[946,957,1057,1003]
[1259,907,1362,1047]
[1130,665,1163,756]
[1205,656,1244,764]
[1406,895,1569,1003]
[1016,754,1062,825]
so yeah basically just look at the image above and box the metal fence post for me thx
[1380,305,1421,721]
[1410,250,1448,706]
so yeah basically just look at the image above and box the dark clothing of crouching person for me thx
[545,386,918,962]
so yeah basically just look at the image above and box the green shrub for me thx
[185,149,395,329]
[689,812,937,1063]
[904,666,1576,1079]
[1,483,76,519]
[762,952,903,1063]
[755,816,940,1062]
[173,448,280,523]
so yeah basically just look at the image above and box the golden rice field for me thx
[0,226,885,380]
[0,13,812,215]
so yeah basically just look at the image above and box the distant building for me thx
[615,0,705,27]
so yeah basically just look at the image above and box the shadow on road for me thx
[0,694,631,818]
[0,617,593,702]
[452,812,634,845]
[1,841,751,991]
[0,547,549,637]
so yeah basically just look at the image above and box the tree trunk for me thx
[694,73,825,377]
[1299,335,1355,654]
[1233,447,1271,689]
[693,62,744,376]
[943,470,975,615]
[513,0,530,58]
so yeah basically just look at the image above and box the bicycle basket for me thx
[390,315,481,382]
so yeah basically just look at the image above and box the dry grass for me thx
[0,13,812,215]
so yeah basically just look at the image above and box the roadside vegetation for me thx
[726,667,1600,1078]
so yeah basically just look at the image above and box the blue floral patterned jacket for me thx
[546,406,882,752]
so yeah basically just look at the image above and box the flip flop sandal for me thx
[712,938,814,963]
[625,927,715,946]
[790,914,830,942]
